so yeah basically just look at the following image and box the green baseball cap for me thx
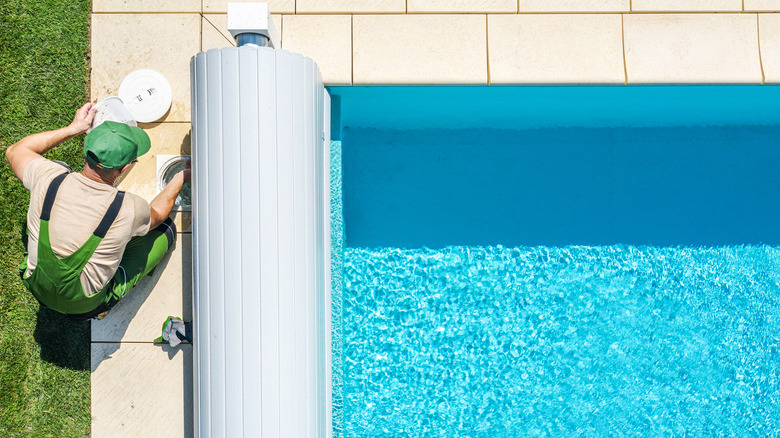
[84,121,151,170]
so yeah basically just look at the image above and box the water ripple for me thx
[343,245,780,437]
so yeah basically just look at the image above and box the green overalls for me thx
[21,172,125,315]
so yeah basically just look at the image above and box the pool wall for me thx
[342,125,780,249]
[332,85,780,250]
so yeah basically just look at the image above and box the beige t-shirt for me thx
[23,158,152,296]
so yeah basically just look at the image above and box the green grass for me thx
[0,0,92,436]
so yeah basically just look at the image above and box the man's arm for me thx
[4,103,96,181]
[149,168,190,229]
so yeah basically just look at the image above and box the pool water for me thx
[343,245,780,436]
[330,86,780,436]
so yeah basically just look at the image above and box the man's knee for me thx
[154,217,177,251]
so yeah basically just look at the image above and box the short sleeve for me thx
[23,158,65,192]
[128,193,152,237]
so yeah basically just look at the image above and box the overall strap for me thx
[40,173,69,221]
[94,191,125,238]
[39,171,126,237]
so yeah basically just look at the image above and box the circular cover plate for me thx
[118,69,172,123]
[157,155,191,210]
[88,96,137,132]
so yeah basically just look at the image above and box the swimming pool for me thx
[330,86,780,436]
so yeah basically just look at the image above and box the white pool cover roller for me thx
[190,46,331,437]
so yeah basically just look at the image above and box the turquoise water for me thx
[331,141,345,437]
[343,245,780,436]
[329,86,780,436]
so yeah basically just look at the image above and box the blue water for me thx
[328,86,780,436]
[343,245,780,436]
[342,126,780,248]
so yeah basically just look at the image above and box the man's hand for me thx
[182,158,191,183]
[69,103,97,135]
[5,103,97,182]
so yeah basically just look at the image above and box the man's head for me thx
[84,121,150,170]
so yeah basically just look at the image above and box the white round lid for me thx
[88,96,137,133]
[118,69,172,123]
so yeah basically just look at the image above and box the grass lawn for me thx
[0,0,92,436]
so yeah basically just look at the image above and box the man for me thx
[5,102,188,319]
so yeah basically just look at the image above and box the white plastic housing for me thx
[226,3,280,48]
[190,46,331,437]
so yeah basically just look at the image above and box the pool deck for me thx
[89,7,232,437]
[89,0,779,436]
[90,233,193,436]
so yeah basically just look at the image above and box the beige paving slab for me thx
[93,0,200,13]
[408,0,516,13]
[203,0,294,13]
[353,14,487,84]
[518,0,629,12]
[170,211,192,234]
[632,0,742,11]
[760,14,780,82]
[746,0,780,10]
[282,15,352,85]
[201,13,283,51]
[91,14,200,122]
[297,0,405,13]
[141,122,193,155]
[92,235,191,342]
[623,14,762,83]
[114,157,155,202]
[488,14,625,84]
[202,15,236,51]
[92,343,193,437]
